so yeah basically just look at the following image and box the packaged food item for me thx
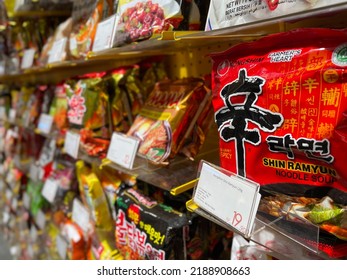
[104,67,131,133]
[38,17,72,66]
[69,0,107,59]
[66,72,111,158]
[61,219,91,260]
[210,28,347,257]
[49,83,69,133]
[75,161,113,231]
[115,187,189,259]
[205,0,345,31]
[114,0,183,46]
[127,77,211,164]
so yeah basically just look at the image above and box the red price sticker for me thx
[193,162,260,236]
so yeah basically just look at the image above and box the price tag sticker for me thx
[193,162,260,236]
[23,192,31,210]
[107,132,139,169]
[92,15,117,52]
[72,199,90,234]
[36,209,46,230]
[21,48,36,69]
[37,113,53,134]
[41,178,59,204]
[64,131,80,159]
[9,109,16,123]
[48,38,67,64]
[56,235,68,259]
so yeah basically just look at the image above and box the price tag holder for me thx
[30,226,38,242]
[56,235,68,259]
[9,109,16,123]
[23,192,31,210]
[0,106,6,120]
[29,164,39,181]
[92,15,117,52]
[193,161,260,237]
[64,131,80,159]
[41,178,59,204]
[37,113,53,134]
[48,38,67,64]
[107,132,139,169]
[36,209,46,230]
[21,48,36,69]
[11,198,18,211]
[72,199,90,234]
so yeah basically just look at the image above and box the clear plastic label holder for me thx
[192,160,261,238]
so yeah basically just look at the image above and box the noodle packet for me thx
[127,77,211,164]
[211,27,347,257]
[115,187,189,259]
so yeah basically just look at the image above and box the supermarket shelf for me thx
[11,10,71,19]
[186,199,334,260]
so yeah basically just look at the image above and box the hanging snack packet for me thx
[67,72,111,157]
[114,0,183,47]
[211,28,347,257]
[115,187,189,260]
[127,77,210,164]
[49,83,69,133]
[75,161,114,232]
[69,0,105,59]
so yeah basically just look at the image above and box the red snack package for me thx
[211,28,347,258]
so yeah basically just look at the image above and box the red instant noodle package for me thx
[211,28,347,258]
[127,77,211,164]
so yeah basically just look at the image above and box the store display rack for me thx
[2,2,347,260]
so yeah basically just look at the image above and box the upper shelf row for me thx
[1,3,347,85]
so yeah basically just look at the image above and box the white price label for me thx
[9,109,16,123]
[29,164,39,181]
[30,226,38,242]
[0,106,6,120]
[5,189,12,201]
[107,132,139,169]
[23,192,30,210]
[64,131,80,159]
[11,198,18,210]
[193,162,260,236]
[41,178,59,204]
[56,235,68,259]
[27,244,34,259]
[3,211,10,224]
[92,15,117,52]
[36,210,46,230]
[48,38,67,64]
[72,199,90,234]
[21,48,36,69]
[37,113,53,134]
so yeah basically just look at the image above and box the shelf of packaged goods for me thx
[79,127,220,194]
[186,199,344,260]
